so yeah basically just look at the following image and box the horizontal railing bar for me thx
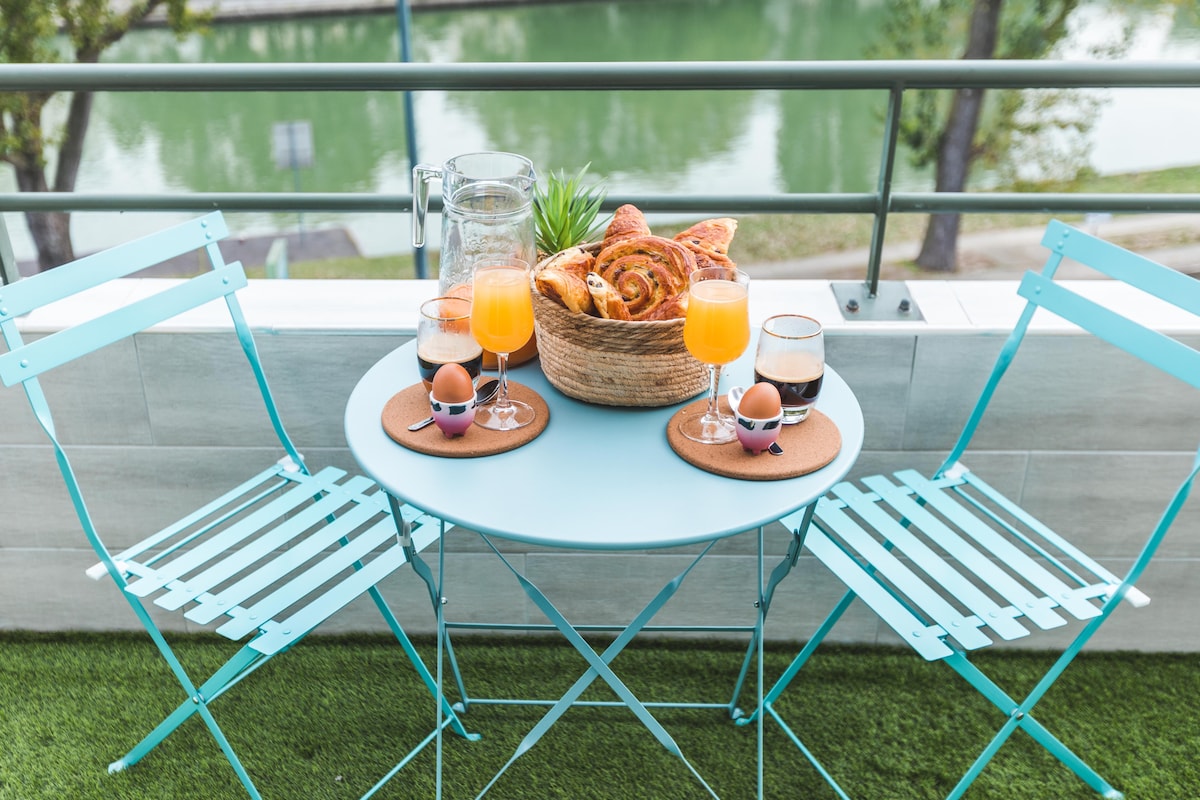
[1,60,1199,93]
[4,192,1199,215]
[890,193,1200,214]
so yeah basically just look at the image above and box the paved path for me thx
[745,213,1200,281]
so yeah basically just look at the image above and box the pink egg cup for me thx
[726,385,784,455]
[429,391,477,438]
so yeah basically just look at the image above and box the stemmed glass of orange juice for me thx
[679,266,750,444]
[470,257,536,430]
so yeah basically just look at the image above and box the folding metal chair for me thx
[0,212,473,798]
[757,220,1200,799]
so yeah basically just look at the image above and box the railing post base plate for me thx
[831,280,923,322]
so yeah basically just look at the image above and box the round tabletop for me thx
[344,339,864,551]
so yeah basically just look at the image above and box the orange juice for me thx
[470,264,534,354]
[683,279,749,365]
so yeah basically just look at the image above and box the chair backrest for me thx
[939,219,1200,605]
[0,212,306,554]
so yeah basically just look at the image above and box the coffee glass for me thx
[753,314,824,424]
[416,296,483,392]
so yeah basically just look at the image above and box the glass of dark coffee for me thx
[753,314,824,424]
[416,296,483,391]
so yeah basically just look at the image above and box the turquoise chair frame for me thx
[754,220,1200,799]
[0,213,474,798]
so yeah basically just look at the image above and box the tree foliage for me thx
[872,0,1145,270]
[0,1,210,271]
[876,0,1119,182]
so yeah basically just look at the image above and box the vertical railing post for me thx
[866,85,904,299]
[397,0,428,279]
[0,214,19,285]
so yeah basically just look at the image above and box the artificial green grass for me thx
[0,632,1197,799]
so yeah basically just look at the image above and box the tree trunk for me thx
[13,163,75,271]
[915,0,1004,272]
[22,89,98,271]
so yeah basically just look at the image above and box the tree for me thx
[875,0,1131,272]
[0,0,209,271]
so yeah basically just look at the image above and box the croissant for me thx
[674,218,738,273]
[592,235,696,321]
[586,272,632,320]
[539,246,595,280]
[602,204,652,246]
[674,218,738,256]
[536,268,595,315]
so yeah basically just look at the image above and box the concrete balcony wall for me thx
[2,278,1198,652]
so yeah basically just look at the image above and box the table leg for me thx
[388,496,478,738]
[733,503,815,727]
[473,534,722,799]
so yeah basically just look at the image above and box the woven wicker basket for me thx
[531,255,707,407]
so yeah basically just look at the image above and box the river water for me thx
[3,0,1198,261]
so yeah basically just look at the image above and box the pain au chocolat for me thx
[535,205,738,322]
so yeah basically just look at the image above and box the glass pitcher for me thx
[412,151,537,295]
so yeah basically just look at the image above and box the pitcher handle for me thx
[412,163,440,248]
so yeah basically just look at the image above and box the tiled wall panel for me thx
[3,325,1197,654]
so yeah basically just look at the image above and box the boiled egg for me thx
[738,382,782,419]
[431,363,475,403]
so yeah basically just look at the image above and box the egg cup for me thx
[429,392,477,438]
[726,385,784,455]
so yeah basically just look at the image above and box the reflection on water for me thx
[2,0,1197,261]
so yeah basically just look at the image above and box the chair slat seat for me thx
[821,469,1121,661]
[181,500,382,623]
[840,478,1042,641]
[251,517,444,657]
[895,470,1111,623]
[125,466,351,599]
[155,474,380,611]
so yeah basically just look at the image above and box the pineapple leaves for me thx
[533,163,609,255]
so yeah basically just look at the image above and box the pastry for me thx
[674,217,738,272]
[586,272,632,320]
[536,268,595,315]
[539,246,595,280]
[674,217,738,256]
[602,204,652,246]
[592,235,696,321]
[534,205,738,322]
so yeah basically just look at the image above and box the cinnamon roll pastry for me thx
[602,204,652,246]
[586,272,632,321]
[536,268,595,315]
[593,235,696,321]
[640,290,689,321]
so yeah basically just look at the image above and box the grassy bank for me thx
[258,164,1200,280]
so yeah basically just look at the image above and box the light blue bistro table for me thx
[344,336,864,798]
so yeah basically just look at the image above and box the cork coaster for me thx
[381,381,550,458]
[666,397,841,481]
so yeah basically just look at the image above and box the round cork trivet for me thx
[666,397,841,481]
[381,381,549,458]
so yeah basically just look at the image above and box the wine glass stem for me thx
[495,352,512,410]
[704,363,720,420]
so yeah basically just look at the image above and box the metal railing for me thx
[3,60,1200,306]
